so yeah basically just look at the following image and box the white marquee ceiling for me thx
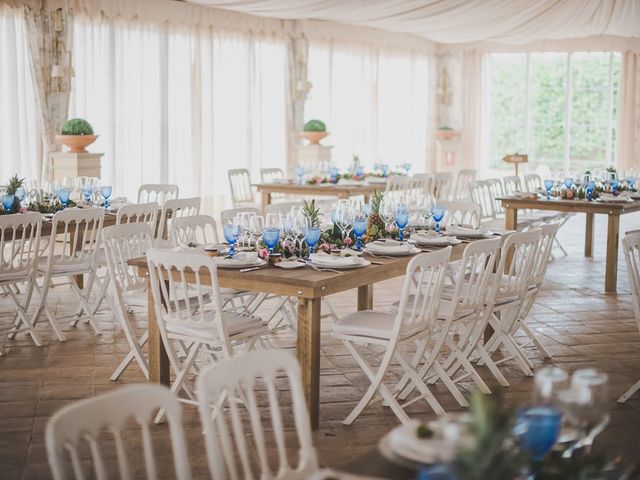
[185,0,640,45]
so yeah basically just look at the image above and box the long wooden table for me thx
[129,243,466,429]
[499,196,640,292]
[255,181,387,214]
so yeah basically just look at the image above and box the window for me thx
[487,51,621,175]
[306,41,430,170]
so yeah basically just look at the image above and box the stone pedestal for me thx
[296,144,333,175]
[51,152,103,181]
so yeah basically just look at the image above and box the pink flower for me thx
[344,237,353,246]
[258,248,269,259]
[319,243,331,253]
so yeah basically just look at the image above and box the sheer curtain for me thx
[0,3,42,182]
[305,40,432,171]
[69,14,287,213]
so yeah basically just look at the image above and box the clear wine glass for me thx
[379,196,396,236]
[250,215,264,247]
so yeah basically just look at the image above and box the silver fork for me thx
[306,263,344,274]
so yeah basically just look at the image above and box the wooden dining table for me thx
[498,196,640,292]
[129,242,467,429]
[255,181,387,214]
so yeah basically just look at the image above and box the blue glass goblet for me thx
[432,207,445,234]
[263,227,281,256]
[2,193,15,213]
[515,406,562,462]
[330,167,339,183]
[544,179,554,200]
[58,188,71,208]
[304,226,321,255]
[403,162,412,175]
[382,164,390,177]
[586,181,596,201]
[16,187,26,205]
[353,219,367,251]
[610,179,619,193]
[627,176,636,190]
[100,186,112,209]
[564,177,573,189]
[395,206,409,241]
[223,223,241,256]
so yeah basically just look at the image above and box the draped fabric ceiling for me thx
[187,0,640,46]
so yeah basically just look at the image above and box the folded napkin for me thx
[445,225,486,237]
[309,252,360,267]
[213,252,259,266]
[412,232,454,246]
[388,421,454,463]
[365,241,414,255]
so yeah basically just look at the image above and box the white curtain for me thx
[617,51,639,171]
[0,3,42,182]
[305,40,433,171]
[69,14,288,213]
[462,50,488,173]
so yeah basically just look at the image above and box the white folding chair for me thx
[433,172,453,200]
[524,173,543,192]
[228,169,256,207]
[385,175,411,194]
[396,237,503,401]
[103,223,155,380]
[147,248,267,403]
[333,249,451,424]
[265,201,302,216]
[220,207,260,225]
[46,384,191,480]
[439,200,482,229]
[410,173,435,197]
[260,167,284,184]
[618,232,640,402]
[502,175,522,195]
[482,229,542,380]
[31,208,105,340]
[156,197,201,244]
[116,202,159,230]
[452,169,476,201]
[197,350,319,480]
[1,212,43,353]
[137,183,179,205]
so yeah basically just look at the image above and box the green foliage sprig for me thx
[303,119,326,132]
[61,118,94,135]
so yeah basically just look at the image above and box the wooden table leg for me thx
[357,284,373,311]
[297,297,321,430]
[585,213,594,257]
[505,205,518,232]
[605,214,620,293]
[147,277,170,385]
[261,191,271,215]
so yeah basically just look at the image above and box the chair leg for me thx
[110,330,149,381]
[6,281,42,347]
[31,280,66,342]
[69,279,102,335]
[520,323,552,358]
[618,378,640,403]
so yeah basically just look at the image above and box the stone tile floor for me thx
[2,213,640,479]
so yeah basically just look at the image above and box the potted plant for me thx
[436,125,460,141]
[56,118,98,153]
[299,119,328,144]
[1,175,25,214]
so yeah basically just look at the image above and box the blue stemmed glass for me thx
[610,179,619,193]
[263,227,281,256]
[514,406,562,462]
[432,207,445,234]
[395,204,409,241]
[2,193,15,213]
[330,167,339,183]
[586,181,596,201]
[382,164,390,177]
[223,223,241,256]
[16,187,26,206]
[355,166,365,178]
[564,177,573,189]
[304,226,321,255]
[58,188,71,208]
[627,176,636,190]
[403,162,412,175]
[543,179,554,200]
[295,165,305,185]
[100,186,112,209]
[353,218,367,251]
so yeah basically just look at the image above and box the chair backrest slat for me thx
[46,384,192,480]
[137,184,179,205]
[197,350,319,480]
[170,214,220,248]
[157,197,201,241]
[433,172,453,200]
[439,200,482,229]
[228,169,254,207]
[452,169,477,201]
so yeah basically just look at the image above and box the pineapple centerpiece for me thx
[1,175,25,214]
[302,199,321,227]
[365,190,386,241]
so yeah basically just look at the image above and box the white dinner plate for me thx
[364,242,421,256]
[444,226,492,239]
[309,255,370,269]
[411,233,462,246]
[384,421,455,465]
[213,256,266,269]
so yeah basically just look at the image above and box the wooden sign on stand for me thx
[502,153,528,176]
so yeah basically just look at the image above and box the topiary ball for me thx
[61,118,94,135]
[303,119,326,132]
